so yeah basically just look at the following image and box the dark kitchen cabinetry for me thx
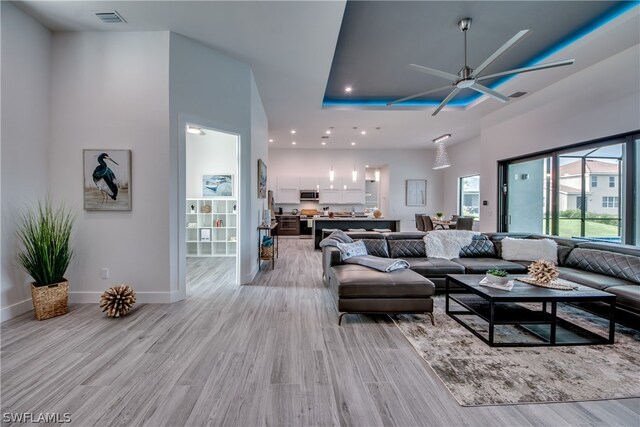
[275,215,300,236]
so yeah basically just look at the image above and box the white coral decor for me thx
[528,259,560,284]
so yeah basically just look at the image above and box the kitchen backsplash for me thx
[275,201,374,214]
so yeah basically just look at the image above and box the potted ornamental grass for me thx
[17,200,74,320]
[486,269,509,285]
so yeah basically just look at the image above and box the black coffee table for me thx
[445,274,616,347]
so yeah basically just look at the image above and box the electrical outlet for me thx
[101,268,109,279]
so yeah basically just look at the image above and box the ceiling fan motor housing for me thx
[458,18,472,32]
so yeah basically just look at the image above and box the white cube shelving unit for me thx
[186,198,237,257]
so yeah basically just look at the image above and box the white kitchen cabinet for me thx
[342,189,366,204]
[275,176,300,203]
[319,176,342,190]
[299,176,319,190]
[276,189,300,204]
[277,176,300,190]
[319,189,342,204]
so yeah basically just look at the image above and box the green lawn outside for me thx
[557,219,620,238]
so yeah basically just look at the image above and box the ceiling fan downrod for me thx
[458,18,473,79]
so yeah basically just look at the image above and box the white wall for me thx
[268,149,442,231]
[170,33,268,288]
[0,2,52,321]
[186,131,238,198]
[443,45,640,232]
[49,32,172,302]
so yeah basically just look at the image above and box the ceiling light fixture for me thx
[351,142,356,146]
[433,134,451,144]
[291,130,296,134]
[345,86,353,93]
[360,130,366,135]
[186,125,205,135]
[321,141,326,146]
[375,169,380,182]
[326,130,331,135]
[433,135,452,170]
[292,141,296,145]
[269,139,274,143]
[329,166,335,182]
[352,165,357,182]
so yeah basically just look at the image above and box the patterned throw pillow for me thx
[336,240,368,260]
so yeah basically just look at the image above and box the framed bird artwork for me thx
[83,149,132,211]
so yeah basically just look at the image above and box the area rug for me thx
[391,297,640,406]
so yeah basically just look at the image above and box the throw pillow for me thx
[501,237,558,263]
[336,240,368,261]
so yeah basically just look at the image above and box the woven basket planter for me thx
[260,246,274,259]
[30,279,69,320]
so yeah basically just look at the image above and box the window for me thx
[602,196,619,208]
[499,133,637,244]
[459,175,480,219]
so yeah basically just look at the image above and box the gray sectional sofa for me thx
[322,231,640,328]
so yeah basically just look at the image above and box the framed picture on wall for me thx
[406,179,427,206]
[257,158,267,198]
[203,174,233,197]
[83,149,132,211]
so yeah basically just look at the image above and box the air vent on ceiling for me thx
[95,11,126,24]
[321,135,330,139]
[509,91,528,98]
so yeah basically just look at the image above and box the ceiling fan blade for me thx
[387,85,454,106]
[470,83,510,102]
[432,87,462,116]
[472,30,530,77]
[476,59,575,81]
[408,64,459,82]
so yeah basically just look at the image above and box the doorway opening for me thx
[185,124,239,294]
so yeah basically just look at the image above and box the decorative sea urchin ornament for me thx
[528,260,559,284]
[100,284,136,317]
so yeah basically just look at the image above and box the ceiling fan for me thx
[388,18,575,116]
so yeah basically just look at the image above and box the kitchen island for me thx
[313,217,401,249]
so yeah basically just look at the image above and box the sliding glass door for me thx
[505,157,552,234]
[558,144,623,242]
[499,133,637,245]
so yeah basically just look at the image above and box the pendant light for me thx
[432,134,451,170]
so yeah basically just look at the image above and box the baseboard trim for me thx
[241,264,259,284]
[70,291,179,304]
[1,298,33,323]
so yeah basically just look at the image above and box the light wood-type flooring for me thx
[1,237,639,426]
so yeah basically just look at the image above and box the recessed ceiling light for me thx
[326,130,331,135]
[345,86,353,93]
[269,139,273,143]
[321,142,326,146]
[291,130,296,134]
[351,142,356,146]
[365,164,369,168]
[361,131,366,135]
[292,141,296,145]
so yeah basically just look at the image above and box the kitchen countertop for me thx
[313,217,396,221]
